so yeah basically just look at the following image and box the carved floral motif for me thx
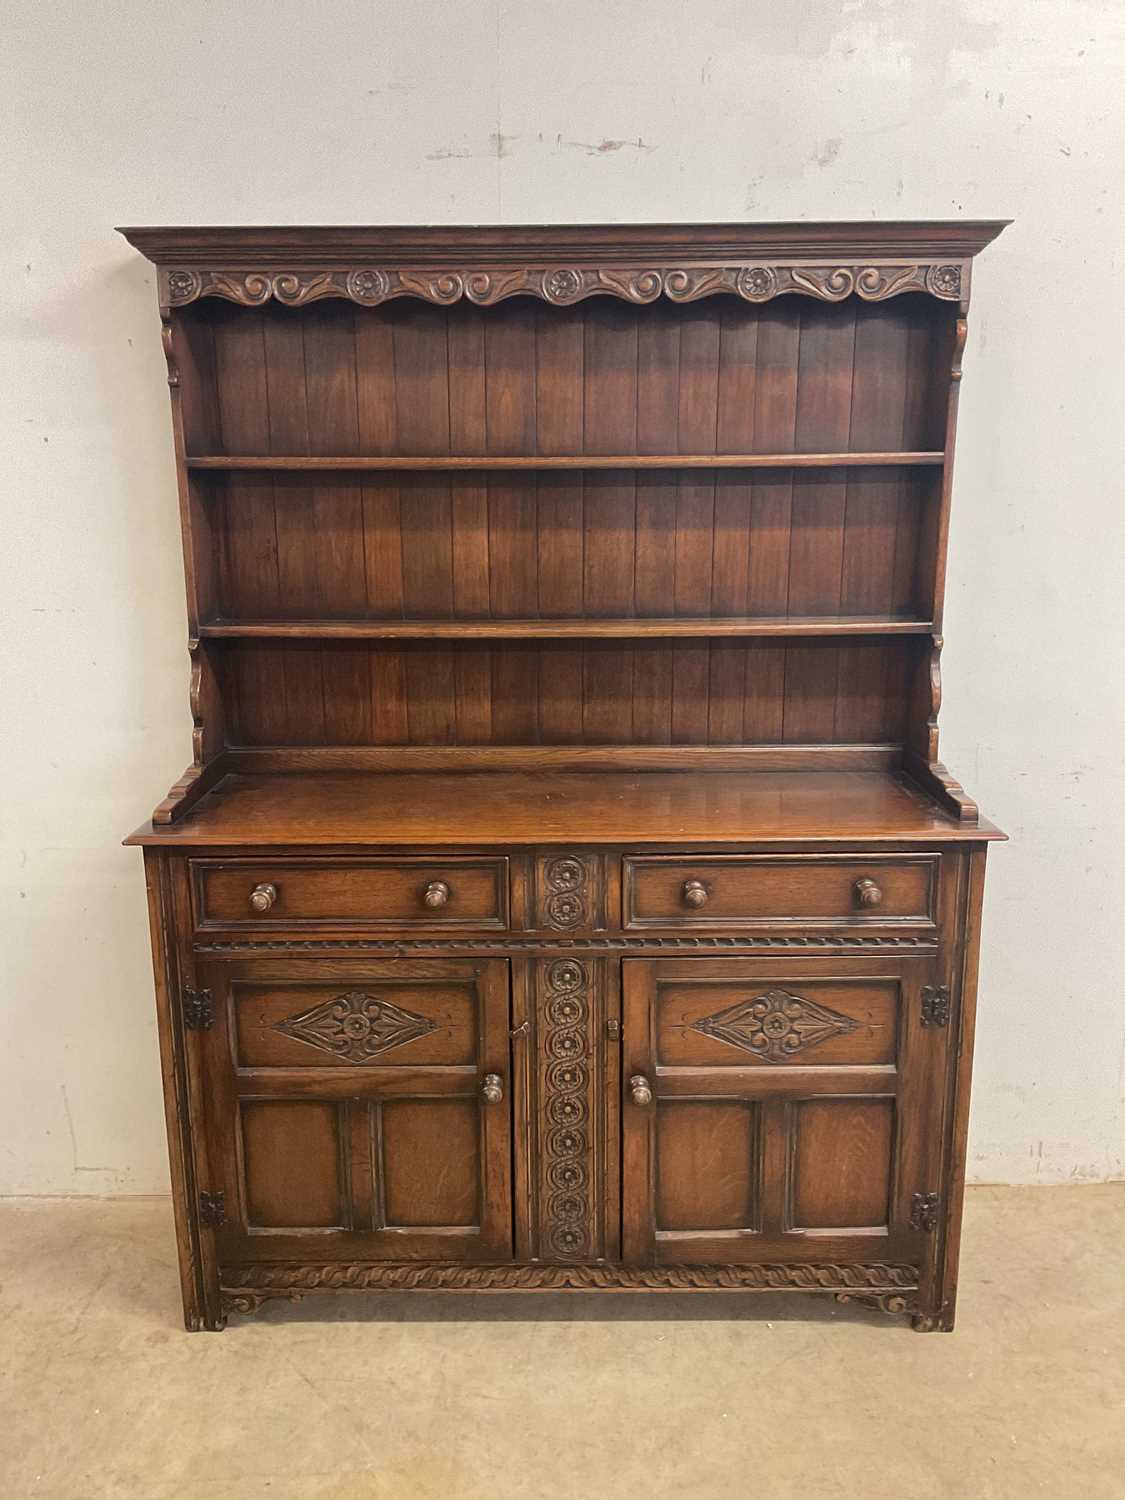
[538,958,594,1258]
[540,855,590,931]
[691,988,857,1063]
[926,263,962,296]
[274,989,436,1063]
[163,261,966,309]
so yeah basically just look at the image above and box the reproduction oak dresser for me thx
[122,221,1007,1331]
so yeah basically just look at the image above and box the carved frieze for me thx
[162,261,966,309]
[195,933,937,955]
[221,1260,918,1294]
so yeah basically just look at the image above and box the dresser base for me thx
[216,1259,943,1331]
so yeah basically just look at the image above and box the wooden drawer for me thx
[622,854,938,930]
[191,857,509,930]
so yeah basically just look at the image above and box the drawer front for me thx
[192,858,509,930]
[622,854,938,930]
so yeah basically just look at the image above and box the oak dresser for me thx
[122,221,1007,1330]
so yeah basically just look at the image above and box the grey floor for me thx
[2,1186,1122,1498]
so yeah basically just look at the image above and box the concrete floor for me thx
[1,1187,1122,1499]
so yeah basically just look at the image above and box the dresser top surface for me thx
[125,770,1002,848]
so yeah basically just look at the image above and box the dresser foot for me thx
[219,1289,303,1324]
[834,1291,914,1318]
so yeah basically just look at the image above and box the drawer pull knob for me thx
[481,1073,504,1104]
[249,882,277,914]
[629,1074,654,1107]
[681,879,710,909]
[854,878,883,909]
[423,880,451,909]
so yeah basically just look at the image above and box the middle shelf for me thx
[185,451,946,472]
[197,616,935,641]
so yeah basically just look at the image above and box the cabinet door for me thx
[622,957,947,1264]
[198,958,512,1264]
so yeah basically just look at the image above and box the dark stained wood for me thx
[199,615,934,640]
[187,452,945,469]
[123,222,1005,1331]
[125,769,1004,847]
[200,956,512,1262]
[622,955,942,1262]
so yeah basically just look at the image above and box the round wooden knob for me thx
[630,1074,653,1107]
[681,879,709,909]
[854,878,883,908]
[481,1073,504,1104]
[249,882,277,914]
[423,880,451,909]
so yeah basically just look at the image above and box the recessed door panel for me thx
[656,1100,759,1233]
[382,1098,481,1228]
[790,1097,894,1230]
[200,957,513,1264]
[240,1100,345,1229]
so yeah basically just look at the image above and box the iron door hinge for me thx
[606,1018,621,1041]
[199,1190,226,1228]
[920,984,951,1028]
[182,987,213,1030]
[910,1192,940,1233]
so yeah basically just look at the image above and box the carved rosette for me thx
[221,1260,918,1295]
[537,958,596,1259]
[161,261,967,308]
[538,854,593,931]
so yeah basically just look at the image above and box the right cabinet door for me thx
[621,956,948,1265]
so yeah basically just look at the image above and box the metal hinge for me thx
[920,984,951,1028]
[182,986,213,1030]
[198,1190,226,1228]
[910,1192,940,1233]
[606,1018,621,1042]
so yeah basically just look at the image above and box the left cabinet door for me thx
[195,958,513,1264]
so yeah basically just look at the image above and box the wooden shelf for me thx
[198,616,935,641]
[185,451,945,473]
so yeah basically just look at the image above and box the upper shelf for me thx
[186,452,945,473]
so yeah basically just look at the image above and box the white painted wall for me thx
[2,0,1122,1194]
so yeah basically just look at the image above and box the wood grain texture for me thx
[125,223,1004,1332]
[126,770,1005,848]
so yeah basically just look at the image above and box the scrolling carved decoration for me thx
[221,1259,918,1296]
[163,261,965,309]
[536,958,597,1260]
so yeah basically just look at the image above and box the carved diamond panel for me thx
[691,989,857,1064]
[274,991,437,1063]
